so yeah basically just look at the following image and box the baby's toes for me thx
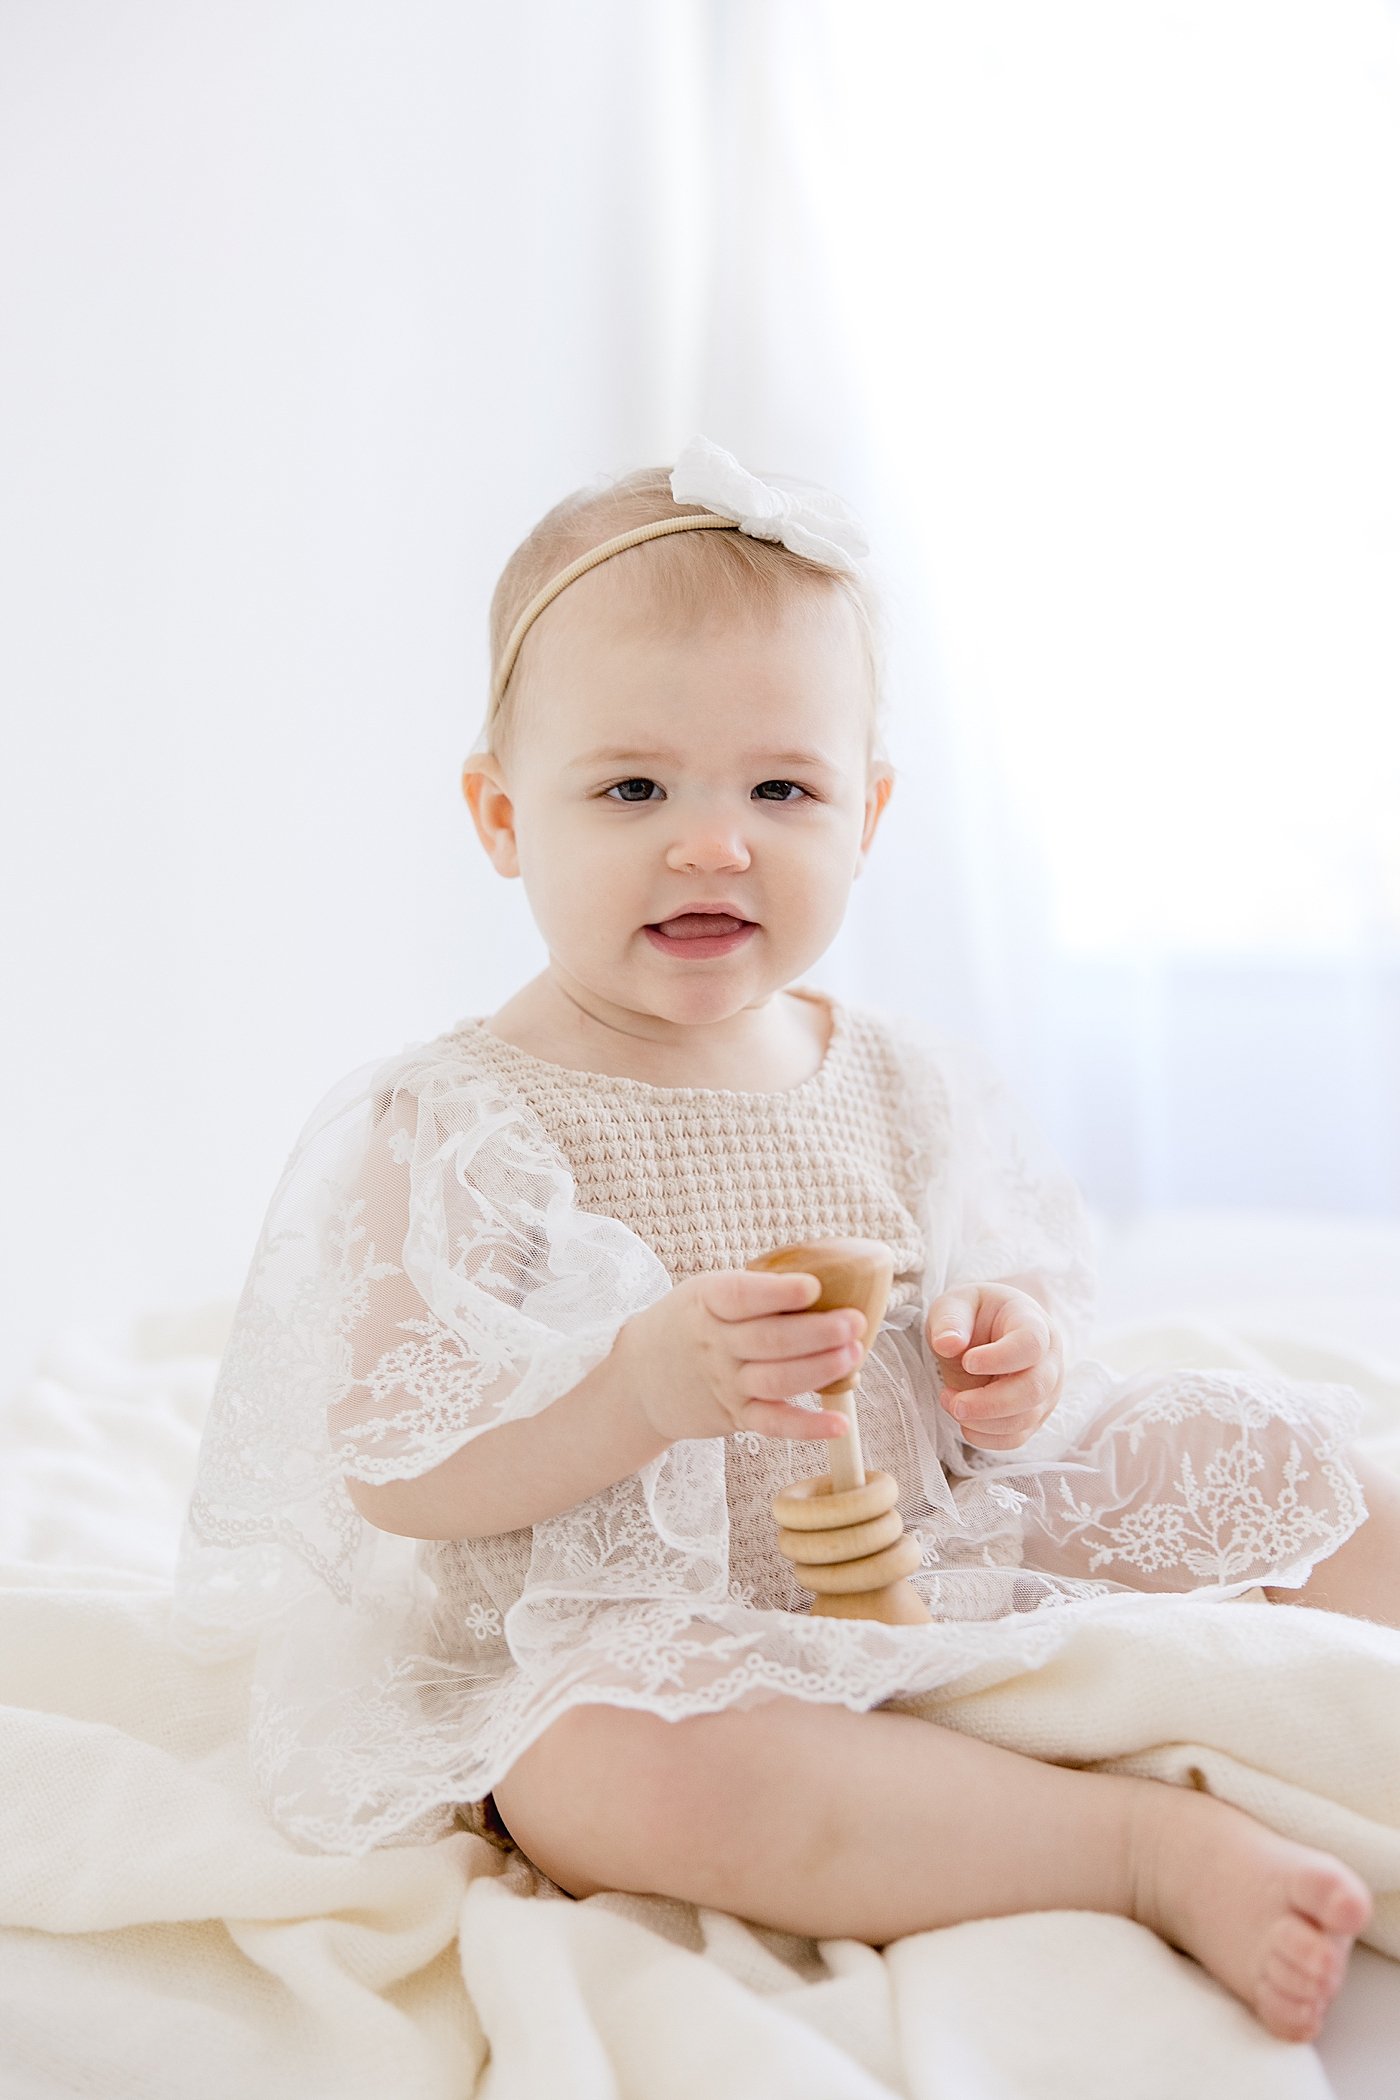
[1256,1969,1329,2046]
[1289,1856,1373,1938]
[1270,1912,1344,1987]
[1258,1915,1353,2044]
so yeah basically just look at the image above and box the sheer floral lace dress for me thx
[171,985,1369,1859]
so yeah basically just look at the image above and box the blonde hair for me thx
[477,464,890,772]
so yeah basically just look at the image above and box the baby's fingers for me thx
[944,1366,1051,1426]
[962,1329,1044,1375]
[742,1339,864,1400]
[959,1416,1043,1451]
[741,1398,851,1443]
[742,1307,866,1360]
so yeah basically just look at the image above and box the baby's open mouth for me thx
[643,914,759,957]
[651,913,751,937]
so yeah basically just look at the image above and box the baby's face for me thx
[467,578,892,1035]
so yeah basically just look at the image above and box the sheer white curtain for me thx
[710,0,1400,1219]
[4,1,1395,1398]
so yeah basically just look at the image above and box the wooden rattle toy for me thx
[747,1237,932,1627]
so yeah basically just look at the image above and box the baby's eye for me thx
[602,778,813,805]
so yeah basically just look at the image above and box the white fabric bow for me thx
[669,434,870,572]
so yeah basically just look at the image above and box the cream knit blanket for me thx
[2,1315,1398,2099]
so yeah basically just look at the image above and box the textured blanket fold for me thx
[1,1320,1397,2098]
[3,1566,1397,2096]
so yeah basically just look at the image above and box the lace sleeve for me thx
[940,1032,1098,1365]
[887,1015,1098,1368]
[330,1057,672,1484]
[172,1035,672,1653]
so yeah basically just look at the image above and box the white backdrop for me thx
[3,0,1396,1401]
[0,1,711,1389]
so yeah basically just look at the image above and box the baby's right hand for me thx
[627,1268,867,1447]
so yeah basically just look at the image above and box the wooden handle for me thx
[745,1237,894,1494]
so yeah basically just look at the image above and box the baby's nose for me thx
[667,831,752,868]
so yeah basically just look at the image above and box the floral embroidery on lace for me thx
[1054,1433,1355,1582]
[1018,1368,1367,1590]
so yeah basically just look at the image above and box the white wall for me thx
[0,2,714,1389]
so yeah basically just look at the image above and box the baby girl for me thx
[176,436,1400,2047]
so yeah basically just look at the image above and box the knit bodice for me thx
[430,985,935,1620]
[445,987,926,1307]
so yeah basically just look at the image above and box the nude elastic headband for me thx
[483,434,870,731]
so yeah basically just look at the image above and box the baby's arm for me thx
[910,1027,1094,1448]
[346,1267,861,1541]
[344,1326,672,1538]
[339,1085,664,1537]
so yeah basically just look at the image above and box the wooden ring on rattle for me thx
[777,1506,906,1566]
[771,1470,900,1531]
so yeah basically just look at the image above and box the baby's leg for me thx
[1264,1446,1400,1629]
[493,1696,1372,2045]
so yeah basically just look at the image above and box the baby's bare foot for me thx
[1128,1782,1373,2044]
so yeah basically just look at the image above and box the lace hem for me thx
[241,1373,1367,1857]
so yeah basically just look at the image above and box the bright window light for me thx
[817,1,1400,957]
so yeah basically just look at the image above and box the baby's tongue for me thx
[659,913,746,937]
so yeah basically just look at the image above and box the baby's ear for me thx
[462,756,520,877]
[859,768,894,857]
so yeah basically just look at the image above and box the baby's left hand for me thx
[925,1284,1065,1450]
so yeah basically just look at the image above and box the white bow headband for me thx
[486,435,870,718]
